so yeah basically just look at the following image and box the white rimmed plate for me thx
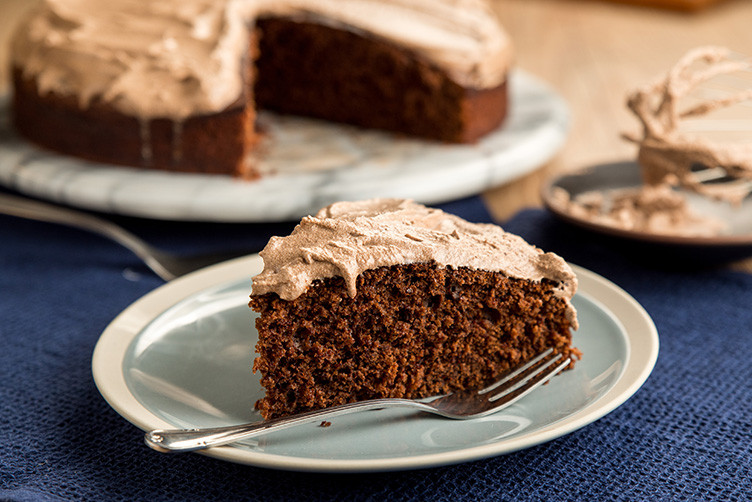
[92,257,658,472]
[0,70,568,222]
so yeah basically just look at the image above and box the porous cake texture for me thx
[249,199,579,419]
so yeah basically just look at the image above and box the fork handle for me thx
[0,193,154,265]
[144,398,428,453]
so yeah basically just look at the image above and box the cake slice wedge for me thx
[249,199,579,419]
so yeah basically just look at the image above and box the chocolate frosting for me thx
[11,0,512,120]
[251,199,577,327]
[624,46,752,204]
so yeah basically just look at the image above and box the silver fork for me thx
[145,348,571,453]
[0,193,247,281]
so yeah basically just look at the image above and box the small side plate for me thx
[542,161,752,251]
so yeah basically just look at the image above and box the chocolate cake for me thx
[10,0,513,177]
[249,199,579,419]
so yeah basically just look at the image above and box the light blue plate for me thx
[93,256,658,472]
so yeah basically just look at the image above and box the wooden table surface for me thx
[1,0,751,242]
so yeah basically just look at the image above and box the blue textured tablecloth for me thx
[1,193,751,501]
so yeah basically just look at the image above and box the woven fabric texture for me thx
[1,194,750,501]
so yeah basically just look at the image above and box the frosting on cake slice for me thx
[250,199,579,419]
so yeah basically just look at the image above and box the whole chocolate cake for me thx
[249,199,579,419]
[10,0,513,177]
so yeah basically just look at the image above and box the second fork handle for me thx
[0,193,155,266]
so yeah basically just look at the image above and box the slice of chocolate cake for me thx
[249,199,579,419]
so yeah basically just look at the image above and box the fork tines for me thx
[482,348,572,406]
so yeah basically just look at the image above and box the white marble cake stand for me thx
[0,70,569,222]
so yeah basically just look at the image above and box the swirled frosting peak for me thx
[251,199,577,326]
